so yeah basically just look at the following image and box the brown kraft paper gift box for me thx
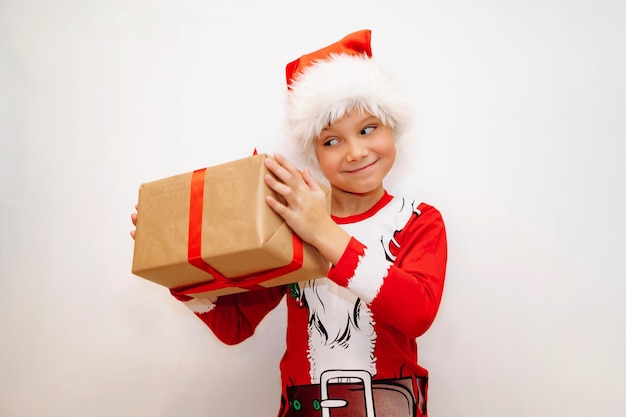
[131,153,331,299]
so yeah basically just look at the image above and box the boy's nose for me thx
[346,141,368,161]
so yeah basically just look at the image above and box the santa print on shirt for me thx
[178,191,447,417]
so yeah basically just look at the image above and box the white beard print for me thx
[301,278,377,383]
[298,196,422,384]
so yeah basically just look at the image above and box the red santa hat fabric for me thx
[284,29,413,168]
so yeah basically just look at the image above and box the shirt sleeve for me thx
[171,285,286,345]
[327,204,447,339]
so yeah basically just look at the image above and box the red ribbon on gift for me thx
[171,166,304,297]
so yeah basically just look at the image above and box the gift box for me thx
[131,153,331,299]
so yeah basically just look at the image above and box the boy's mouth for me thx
[345,159,378,174]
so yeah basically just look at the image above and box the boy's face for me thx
[314,108,396,196]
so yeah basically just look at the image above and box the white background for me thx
[1,1,625,416]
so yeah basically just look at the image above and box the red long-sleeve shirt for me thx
[174,191,447,416]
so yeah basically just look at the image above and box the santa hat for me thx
[284,29,413,169]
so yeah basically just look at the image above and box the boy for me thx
[132,29,447,417]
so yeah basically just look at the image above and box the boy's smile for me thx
[314,108,396,209]
[344,159,379,174]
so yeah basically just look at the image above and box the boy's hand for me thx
[130,204,138,240]
[264,153,349,265]
[263,153,327,242]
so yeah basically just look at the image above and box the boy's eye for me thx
[360,126,375,135]
[323,138,339,146]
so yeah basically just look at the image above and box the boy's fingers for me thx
[265,156,293,184]
[264,174,292,198]
[301,169,319,190]
[273,153,301,176]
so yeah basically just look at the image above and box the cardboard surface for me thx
[131,153,330,298]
